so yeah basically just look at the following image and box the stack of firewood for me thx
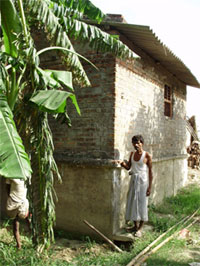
[187,141,200,169]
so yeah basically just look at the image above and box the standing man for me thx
[6,178,30,249]
[119,135,153,237]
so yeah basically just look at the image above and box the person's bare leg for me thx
[13,217,21,249]
[26,213,32,233]
[134,221,139,231]
[126,221,138,232]
[134,221,144,237]
[138,221,144,231]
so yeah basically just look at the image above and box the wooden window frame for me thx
[164,84,173,117]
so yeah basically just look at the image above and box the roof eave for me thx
[84,19,200,88]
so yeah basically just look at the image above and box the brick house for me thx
[1,15,199,240]
[48,15,200,240]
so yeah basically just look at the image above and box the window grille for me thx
[164,85,172,117]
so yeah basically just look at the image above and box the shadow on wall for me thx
[125,85,164,157]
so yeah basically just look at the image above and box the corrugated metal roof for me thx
[95,20,200,88]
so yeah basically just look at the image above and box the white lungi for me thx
[125,151,148,222]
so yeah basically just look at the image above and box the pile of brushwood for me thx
[187,141,200,169]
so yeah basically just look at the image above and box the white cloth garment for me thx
[125,151,149,222]
[6,178,27,203]
[6,179,29,219]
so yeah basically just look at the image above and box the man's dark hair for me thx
[132,135,144,144]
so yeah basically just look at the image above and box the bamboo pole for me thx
[185,217,199,229]
[126,215,189,266]
[134,234,175,266]
[134,218,199,266]
[126,208,200,266]
[83,220,123,253]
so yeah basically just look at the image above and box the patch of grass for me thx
[157,184,200,215]
[146,258,189,266]
[148,184,200,232]
[71,249,132,266]
[1,218,11,228]
[130,231,159,256]
[69,231,160,266]
[84,236,99,250]
[148,211,176,232]
[146,238,190,266]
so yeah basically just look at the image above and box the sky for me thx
[92,0,200,133]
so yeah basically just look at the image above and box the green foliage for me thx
[0,1,32,181]
[25,0,91,87]
[50,1,137,60]
[82,235,96,249]
[165,184,200,215]
[149,184,200,225]
[30,90,74,113]
[148,184,200,233]
[0,89,32,180]
[0,0,22,57]
[44,70,74,91]
[51,0,105,22]
[149,213,176,232]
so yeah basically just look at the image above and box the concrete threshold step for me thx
[113,228,135,242]
[113,224,154,242]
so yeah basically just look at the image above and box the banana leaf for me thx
[26,0,91,87]
[0,0,22,58]
[0,90,32,180]
[51,0,105,22]
[37,68,74,91]
[48,70,74,91]
[30,89,81,115]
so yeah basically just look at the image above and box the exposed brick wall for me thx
[33,27,187,162]
[32,28,116,159]
[49,47,117,159]
[114,56,187,161]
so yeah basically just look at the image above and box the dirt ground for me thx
[187,167,200,186]
[51,238,111,263]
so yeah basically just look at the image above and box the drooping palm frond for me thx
[24,0,90,87]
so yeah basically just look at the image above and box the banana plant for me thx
[0,0,32,180]
[0,0,138,249]
[0,0,83,249]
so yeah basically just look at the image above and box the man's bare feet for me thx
[17,243,22,249]
[126,225,138,233]
[135,230,142,237]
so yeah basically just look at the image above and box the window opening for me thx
[164,85,172,117]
